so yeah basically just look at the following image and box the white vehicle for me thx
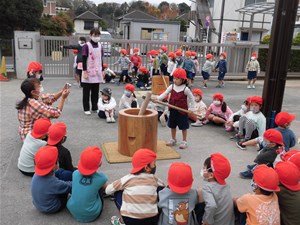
[101,31,112,56]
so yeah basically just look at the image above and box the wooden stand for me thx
[152,76,169,95]
[118,108,158,156]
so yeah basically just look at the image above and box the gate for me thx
[40,36,73,77]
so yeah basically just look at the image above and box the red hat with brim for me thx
[220,52,227,59]
[168,52,175,58]
[213,93,224,102]
[131,149,157,174]
[78,146,102,175]
[35,146,58,176]
[275,112,296,126]
[47,122,67,146]
[31,118,52,139]
[275,161,300,191]
[253,165,280,192]
[283,150,300,171]
[161,46,168,52]
[211,153,231,185]
[125,84,135,92]
[192,88,202,97]
[206,54,213,59]
[173,68,187,79]
[263,129,284,146]
[139,66,147,73]
[120,49,127,55]
[27,61,43,72]
[250,96,263,105]
[133,48,139,53]
[168,162,193,194]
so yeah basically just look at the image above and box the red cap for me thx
[131,149,157,174]
[263,129,284,146]
[213,93,224,102]
[253,165,280,192]
[31,118,52,139]
[185,51,191,56]
[220,52,227,59]
[103,63,108,69]
[35,146,58,176]
[152,50,159,55]
[250,96,263,105]
[246,97,252,103]
[192,88,202,97]
[168,52,175,58]
[251,52,257,57]
[78,146,102,175]
[125,84,135,92]
[159,90,169,101]
[133,48,139,53]
[120,49,127,55]
[275,112,296,126]
[206,54,213,59]
[72,49,78,53]
[191,52,197,57]
[27,61,43,73]
[161,45,168,52]
[168,162,193,194]
[173,68,187,79]
[275,161,300,191]
[47,122,67,146]
[211,153,231,185]
[175,50,182,56]
[139,66,147,73]
[283,150,300,171]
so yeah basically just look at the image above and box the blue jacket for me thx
[216,60,227,73]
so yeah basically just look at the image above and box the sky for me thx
[91,0,188,6]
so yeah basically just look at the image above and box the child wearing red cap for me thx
[283,149,300,171]
[190,88,207,127]
[167,52,177,82]
[27,61,43,81]
[67,146,108,222]
[204,93,233,126]
[136,66,150,89]
[215,52,227,88]
[175,50,184,68]
[152,50,160,76]
[201,53,215,88]
[114,49,133,84]
[105,148,165,225]
[182,51,197,86]
[98,87,117,123]
[158,162,199,225]
[159,45,169,76]
[118,84,139,110]
[245,52,260,89]
[235,165,280,225]
[103,63,116,83]
[157,68,195,149]
[191,52,200,82]
[31,146,72,214]
[130,48,142,79]
[239,129,284,179]
[196,153,235,225]
[18,118,51,176]
[275,161,300,225]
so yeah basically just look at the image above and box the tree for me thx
[178,3,190,14]
[40,13,74,36]
[129,1,146,12]
[99,19,108,31]
[158,1,169,12]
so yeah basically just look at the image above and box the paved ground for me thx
[1,77,299,225]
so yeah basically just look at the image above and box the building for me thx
[42,0,56,16]
[74,11,102,35]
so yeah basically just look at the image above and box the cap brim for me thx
[282,182,300,191]
[31,131,41,139]
[78,161,97,176]
[47,139,59,146]
[168,181,192,194]
[130,166,145,174]
[215,176,226,185]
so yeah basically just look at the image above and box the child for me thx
[204,93,233,126]
[114,49,133,84]
[274,161,300,225]
[191,51,200,83]
[274,111,297,151]
[18,118,51,177]
[153,90,169,127]
[136,66,150,89]
[182,51,196,87]
[225,97,251,132]
[105,148,165,225]
[119,84,139,110]
[31,146,72,213]
[245,52,260,89]
[283,150,300,171]
[27,61,43,82]
[158,162,198,225]
[97,87,117,123]
[235,96,266,143]
[67,146,108,223]
[167,52,177,83]
[196,153,235,225]
[103,63,116,83]
[239,129,284,179]
[190,88,207,127]
[152,50,160,76]
[157,68,195,149]
[175,50,184,68]
[47,122,76,174]
[130,48,142,79]
[215,52,227,88]
[235,165,280,225]
[159,45,168,75]
[201,54,215,88]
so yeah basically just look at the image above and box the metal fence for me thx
[0,39,15,72]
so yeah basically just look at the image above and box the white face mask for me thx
[124,90,132,97]
[250,106,260,113]
[91,36,100,42]
[241,105,248,112]
[78,41,85,46]
[251,56,255,60]
[36,74,41,79]
[191,56,195,59]
[220,56,224,60]
[213,100,221,106]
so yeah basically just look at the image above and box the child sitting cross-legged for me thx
[190,88,207,127]
[136,66,150,89]
[97,87,117,123]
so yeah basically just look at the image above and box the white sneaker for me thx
[84,111,91,115]
[111,117,116,123]
[106,117,112,123]
[166,139,177,146]
[191,120,203,127]
[159,114,167,127]
[110,80,115,83]
[179,141,188,149]
[247,85,251,89]
[251,85,255,89]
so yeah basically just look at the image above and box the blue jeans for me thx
[55,168,73,181]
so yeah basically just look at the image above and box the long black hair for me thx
[16,78,40,110]
[221,101,227,113]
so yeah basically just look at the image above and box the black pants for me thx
[81,83,99,111]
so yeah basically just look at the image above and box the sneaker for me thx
[215,84,221,88]
[191,120,203,127]
[247,85,251,89]
[225,126,234,132]
[251,85,255,89]
[110,80,115,83]
[106,117,112,123]
[111,216,125,225]
[111,117,116,123]
[202,119,209,125]
[239,170,253,179]
[247,164,256,170]
[203,84,207,89]
[84,111,91,115]
[221,83,225,88]
[179,141,188,149]
[166,139,177,146]
[236,141,247,150]
[159,115,167,127]
[140,86,145,90]
[91,110,97,113]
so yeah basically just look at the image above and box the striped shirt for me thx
[105,173,165,219]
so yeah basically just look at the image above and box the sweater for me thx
[98,97,117,111]
[245,59,260,73]
[245,111,266,137]
[205,103,233,121]
[202,60,215,73]
[183,58,196,72]
[215,59,227,73]
[167,60,177,76]
[119,94,139,110]
[114,56,133,70]
[275,127,296,151]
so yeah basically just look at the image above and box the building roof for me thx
[117,10,159,21]
[121,19,180,25]
[74,11,101,21]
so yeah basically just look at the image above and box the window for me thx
[141,28,163,40]
[84,21,94,30]
[245,0,266,6]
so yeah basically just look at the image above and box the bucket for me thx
[152,76,169,95]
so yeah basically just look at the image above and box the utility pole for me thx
[262,0,298,128]
[217,0,225,53]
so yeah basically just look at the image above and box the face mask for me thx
[36,74,41,79]
[241,105,248,112]
[191,56,195,59]
[250,180,256,192]
[261,141,268,148]
[250,106,259,113]
[91,36,100,42]
[251,56,255,60]
[194,96,201,102]
[124,90,132,97]
[213,100,221,106]
[220,56,224,60]
[150,166,156,174]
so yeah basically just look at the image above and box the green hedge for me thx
[258,33,300,72]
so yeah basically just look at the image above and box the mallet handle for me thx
[138,92,152,115]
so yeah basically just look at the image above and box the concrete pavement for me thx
[1,77,299,225]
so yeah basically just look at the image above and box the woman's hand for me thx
[61,89,70,99]
[82,71,88,80]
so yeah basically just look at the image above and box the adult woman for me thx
[16,78,70,141]
[81,28,104,115]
